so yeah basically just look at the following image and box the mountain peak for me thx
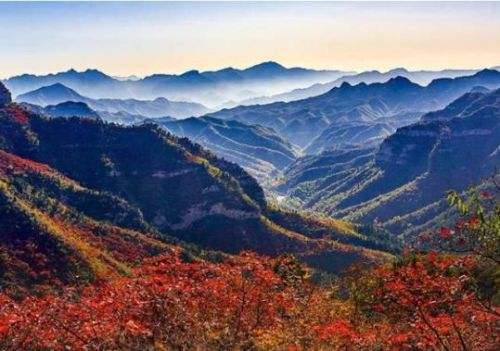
[44,101,101,120]
[218,67,238,73]
[180,69,201,77]
[386,76,415,87]
[59,68,110,81]
[473,69,500,79]
[388,67,410,74]
[153,97,170,103]
[247,61,285,71]
[83,68,106,76]
[16,83,83,106]
[178,70,208,81]
[44,82,76,91]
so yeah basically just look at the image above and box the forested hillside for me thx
[276,88,500,239]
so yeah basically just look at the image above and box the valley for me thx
[1,1,499,348]
[3,64,499,242]
[0,61,498,350]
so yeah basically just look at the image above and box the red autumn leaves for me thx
[0,250,498,350]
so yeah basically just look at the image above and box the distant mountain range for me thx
[147,116,301,181]
[16,83,210,119]
[5,63,496,111]
[236,67,482,106]
[276,87,500,238]
[20,100,160,125]
[3,62,350,108]
[209,69,500,151]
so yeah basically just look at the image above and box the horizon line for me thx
[3,61,500,80]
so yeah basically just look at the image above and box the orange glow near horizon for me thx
[1,2,499,78]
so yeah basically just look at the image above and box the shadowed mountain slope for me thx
[0,148,173,295]
[238,67,481,106]
[148,116,301,181]
[209,70,500,152]
[0,100,392,276]
[276,88,500,238]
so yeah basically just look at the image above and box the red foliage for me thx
[3,106,29,124]
[366,254,499,350]
[0,251,497,350]
[480,191,493,200]
[0,252,296,350]
[439,226,453,239]
[314,320,359,342]
[0,150,53,177]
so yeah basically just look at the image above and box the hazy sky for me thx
[1,1,500,78]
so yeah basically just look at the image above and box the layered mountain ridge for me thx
[148,116,301,181]
[238,67,481,106]
[2,65,499,294]
[276,88,500,238]
[4,62,349,108]
[0,88,393,293]
[16,83,210,119]
[209,70,500,152]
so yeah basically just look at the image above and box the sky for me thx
[1,1,500,78]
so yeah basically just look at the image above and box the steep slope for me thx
[0,149,171,295]
[16,84,210,119]
[277,89,500,238]
[149,116,301,181]
[0,101,391,273]
[210,70,500,152]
